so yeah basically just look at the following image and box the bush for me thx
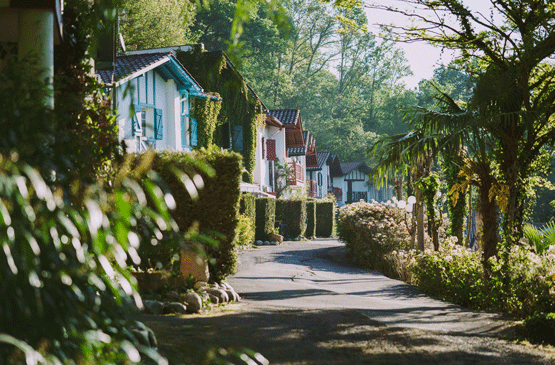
[275,199,307,239]
[148,147,243,282]
[255,198,276,241]
[306,201,316,238]
[240,193,256,221]
[316,200,336,237]
[338,201,411,277]
[523,312,555,345]
[234,214,255,247]
[0,154,174,364]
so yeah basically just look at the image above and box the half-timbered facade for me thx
[333,162,394,206]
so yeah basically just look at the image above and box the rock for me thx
[180,243,210,283]
[143,300,164,315]
[264,241,270,245]
[205,288,229,303]
[206,293,219,304]
[193,281,209,291]
[220,282,232,290]
[255,240,263,246]
[181,292,202,313]
[225,289,240,302]
[167,290,180,301]
[163,302,187,314]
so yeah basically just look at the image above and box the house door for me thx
[347,181,352,204]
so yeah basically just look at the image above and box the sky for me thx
[363,0,496,89]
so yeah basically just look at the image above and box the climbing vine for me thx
[417,173,442,251]
[191,95,222,148]
[175,49,265,183]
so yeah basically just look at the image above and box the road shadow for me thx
[139,307,550,365]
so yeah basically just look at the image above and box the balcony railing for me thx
[307,179,317,197]
[288,161,304,186]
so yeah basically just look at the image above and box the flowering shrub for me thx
[338,201,411,277]
[412,243,555,317]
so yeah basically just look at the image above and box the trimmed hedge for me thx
[276,199,307,239]
[255,198,275,241]
[306,201,316,238]
[146,148,243,282]
[240,193,256,222]
[316,201,336,237]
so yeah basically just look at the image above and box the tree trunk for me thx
[477,170,500,275]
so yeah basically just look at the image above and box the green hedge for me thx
[147,148,243,282]
[306,201,316,238]
[276,199,307,239]
[316,201,336,237]
[255,198,275,241]
[240,193,256,221]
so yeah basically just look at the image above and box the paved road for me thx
[143,238,555,364]
[229,238,511,336]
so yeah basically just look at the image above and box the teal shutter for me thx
[190,118,198,147]
[232,125,243,151]
[154,108,163,140]
[181,114,187,148]
[132,104,140,136]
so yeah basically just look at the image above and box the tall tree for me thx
[119,0,198,50]
[360,0,555,248]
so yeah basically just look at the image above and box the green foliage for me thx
[239,193,256,221]
[315,200,336,237]
[0,154,173,364]
[255,198,276,241]
[192,96,223,149]
[523,312,555,346]
[234,214,256,247]
[412,243,555,317]
[338,201,411,276]
[119,0,198,51]
[175,50,265,183]
[275,199,307,239]
[305,201,317,238]
[146,147,243,282]
[524,222,555,255]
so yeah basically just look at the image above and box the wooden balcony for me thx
[288,161,304,186]
[307,179,317,197]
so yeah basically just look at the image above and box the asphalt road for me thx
[229,238,512,336]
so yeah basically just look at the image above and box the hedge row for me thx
[253,198,335,241]
[138,148,243,282]
[275,199,307,239]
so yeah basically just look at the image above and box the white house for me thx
[306,151,342,199]
[97,51,217,153]
[266,109,306,197]
[333,162,394,206]
[252,114,287,197]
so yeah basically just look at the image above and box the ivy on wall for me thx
[191,95,222,148]
[176,49,265,183]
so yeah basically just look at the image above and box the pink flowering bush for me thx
[338,201,411,278]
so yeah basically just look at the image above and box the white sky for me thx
[363,0,497,89]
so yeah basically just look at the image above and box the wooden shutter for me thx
[266,139,276,161]
[232,125,243,151]
[154,108,163,140]
[190,118,198,147]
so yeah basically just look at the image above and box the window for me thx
[232,125,243,151]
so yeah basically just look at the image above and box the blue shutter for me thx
[181,114,187,148]
[132,104,140,136]
[232,125,243,151]
[190,118,198,147]
[154,108,163,140]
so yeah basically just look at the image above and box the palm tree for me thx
[369,87,501,272]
